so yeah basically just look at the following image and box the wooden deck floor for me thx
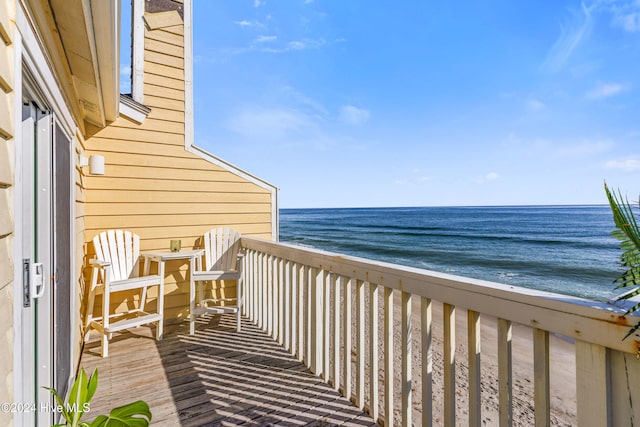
[81,315,378,427]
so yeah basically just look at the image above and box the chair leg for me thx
[237,310,241,333]
[157,318,163,341]
[101,332,108,358]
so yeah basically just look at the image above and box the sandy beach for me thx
[349,293,577,426]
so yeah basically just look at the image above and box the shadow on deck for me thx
[81,315,378,426]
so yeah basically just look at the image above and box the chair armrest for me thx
[90,259,111,268]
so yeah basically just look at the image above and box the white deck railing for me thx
[240,236,640,426]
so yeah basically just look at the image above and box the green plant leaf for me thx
[88,401,151,427]
[86,369,99,403]
[43,386,70,422]
[605,183,640,339]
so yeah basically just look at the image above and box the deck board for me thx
[81,315,378,426]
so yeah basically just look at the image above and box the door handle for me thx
[31,262,45,299]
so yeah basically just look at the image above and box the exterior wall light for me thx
[79,154,105,175]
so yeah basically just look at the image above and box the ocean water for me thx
[279,205,625,302]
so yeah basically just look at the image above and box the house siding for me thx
[0,0,15,424]
[84,11,275,322]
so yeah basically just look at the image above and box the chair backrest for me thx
[204,227,241,271]
[93,230,141,281]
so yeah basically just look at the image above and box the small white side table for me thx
[141,249,204,337]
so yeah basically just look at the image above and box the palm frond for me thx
[605,183,640,339]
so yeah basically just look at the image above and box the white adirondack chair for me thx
[190,227,244,334]
[85,229,164,357]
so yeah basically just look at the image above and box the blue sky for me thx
[124,1,640,208]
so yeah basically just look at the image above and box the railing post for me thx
[533,328,550,427]
[576,340,611,427]
[284,260,291,351]
[369,282,379,422]
[297,264,304,362]
[401,291,412,427]
[260,252,266,330]
[356,279,366,410]
[311,267,324,376]
[468,310,481,427]
[278,257,284,344]
[385,287,395,427]
[332,274,340,391]
[267,255,273,336]
[444,303,456,427]
[323,270,330,381]
[421,297,432,427]
[290,261,298,356]
[498,318,513,427]
[343,277,353,401]
[305,266,312,368]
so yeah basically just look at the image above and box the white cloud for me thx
[473,172,501,184]
[528,99,546,110]
[254,0,265,7]
[120,65,131,76]
[255,35,277,43]
[339,105,370,125]
[586,82,628,99]
[541,3,594,73]
[605,158,640,172]
[233,20,252,27]
[226,108,316,140]
[288,41,306,50]
[613,11,640,32]
[261,38,327,53]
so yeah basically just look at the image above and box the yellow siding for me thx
[0,0,15,424]
[84,14,275,322]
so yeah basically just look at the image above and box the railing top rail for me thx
[241,236,640,355]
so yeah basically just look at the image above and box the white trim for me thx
[119,99,148,123]
[91,0,120,122]
[16,6,74,136]
[186,144,280,239]
[131,0,144,102]
[12,23,25,427]
[183,0,279,240]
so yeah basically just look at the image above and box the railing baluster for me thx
[401,291,412,427]
[498,318,513,427]
[283,259,290,349]
[323,270,331,381]
[369,282,379,421]
[311,268,324,375]
[260,252,266,330]
[278,257,284,344]
[305,265,312,368]
[356,279,365,410]
[533,328,550,427]
[247,251,256,323]
[343,277,353,401]
[333,274,340,391]
[421,296,432,427]
[385,287,394,427]
[297,264,304,361]
[267,255,273,336]
[468,310,481,427]
[253,250,259,325]
[444,303,456,427]
[289,261,296,354]
[575,340,609,427]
